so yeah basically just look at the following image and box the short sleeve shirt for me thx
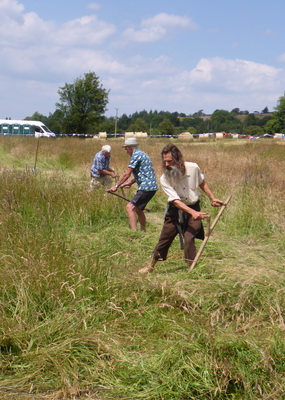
[91,151,110,178]
[160,162,204,205]
[129,148,158,191]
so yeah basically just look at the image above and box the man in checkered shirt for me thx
[90,145,117,190]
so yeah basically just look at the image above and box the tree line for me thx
[24,71,285,136]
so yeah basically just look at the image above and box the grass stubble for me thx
[0,136,284,399]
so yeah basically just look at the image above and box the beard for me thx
[164,164,182,185]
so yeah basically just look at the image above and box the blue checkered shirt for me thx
[91,151,110,178]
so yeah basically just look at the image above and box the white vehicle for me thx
[0,119,56,138]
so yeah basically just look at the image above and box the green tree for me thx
[243,126,264,136]
[179,116,207,133]
[169,111,180,127]
[187,127,197,135]
[180,117,193,129]
[243,113,260,128]
[264,118,281,134]
[210,109,240,132]
[56,72,109,134]
[158,119,175,135]
[128,118,148,132]
[96,117,116,134]
[192,109,205,117]
[25,112,49,125]
[258,115,272,127]
[118,114,132,131]
[149,113,165,129]
[269,92,285,133]
[192,117,208,133]
[262,106,269,114]
[46,110,65,134]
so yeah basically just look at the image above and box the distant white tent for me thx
[274,133,283,139]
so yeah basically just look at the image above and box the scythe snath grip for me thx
[188,194,232,272]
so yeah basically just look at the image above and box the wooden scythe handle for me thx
[188,195,232,272]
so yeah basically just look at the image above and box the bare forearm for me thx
[172,199,209,220]
[100,169,116,177]
[199,181,224,206]
[172,199,196,216]
[199,181,215,201]
[112,168,132,187]
[127,178,136,186]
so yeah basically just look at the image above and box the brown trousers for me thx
[152,202,204,263]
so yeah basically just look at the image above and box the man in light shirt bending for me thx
[139,144,224,274]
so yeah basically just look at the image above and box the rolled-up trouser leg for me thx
[90,177,101,190]
[183,217,202,263]
[90,175,111,190]
[152,214,178,261]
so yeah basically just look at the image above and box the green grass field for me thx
[0,136,284,400]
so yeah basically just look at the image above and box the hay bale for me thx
[135,132,148,138]
[125,132,135,138]
[178,132,193,141]
[98,132,107,139]
[216,132,224,139]
[199,133,209,139]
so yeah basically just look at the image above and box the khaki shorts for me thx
[89,175,111,190]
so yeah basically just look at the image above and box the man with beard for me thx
[139,144,224,274]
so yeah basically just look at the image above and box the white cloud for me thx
[124,55,176,76]
[0,0,24,20]
[170,57,283,113]
[54,16,116,46]
[107,56,284,115]
[142,13,197,29]
[87,3,101,11]
[48,49,129,76]
[0,1,115,48]
[123,12,198,43]
[0,0,117,81]
[264,29,275,37]
[123,26,166,43]
[0,1,284,118]
[185,57,282,92]
[278,53,285,62]
[1,45,128,82]
[0,3,52,45]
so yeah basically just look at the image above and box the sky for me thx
[1,0,285,120]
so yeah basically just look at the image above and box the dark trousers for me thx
[153,202,203,263]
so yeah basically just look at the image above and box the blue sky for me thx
[1,0,285,120]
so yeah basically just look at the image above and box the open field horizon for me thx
[0,137,284,400]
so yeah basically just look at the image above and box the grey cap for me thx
[123,137,137,147]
